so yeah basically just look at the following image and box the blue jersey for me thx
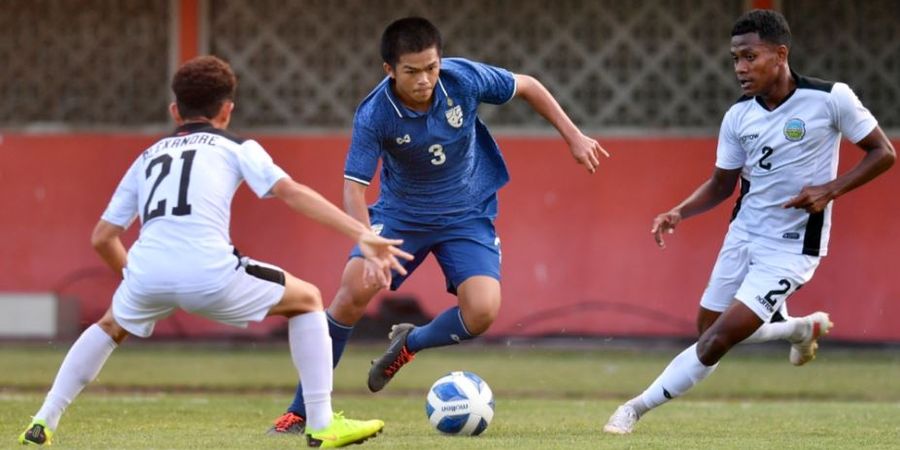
[344,57,516,226]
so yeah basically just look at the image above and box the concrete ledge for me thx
[0,293,79,339]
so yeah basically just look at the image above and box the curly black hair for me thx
[171,55,237,119]
[731,9,791,48]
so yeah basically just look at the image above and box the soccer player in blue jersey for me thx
[267,16,608,434]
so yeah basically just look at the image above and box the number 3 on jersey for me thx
[428,144,446,165]
[144,150,196,222]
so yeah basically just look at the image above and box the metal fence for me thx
[2,0,898,133]
[0,0,170,127]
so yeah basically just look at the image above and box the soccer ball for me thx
[425,371,494,435]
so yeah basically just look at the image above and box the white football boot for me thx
[790,311,833,366]
[603,404,639,434]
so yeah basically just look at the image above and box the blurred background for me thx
[1,0,898,344]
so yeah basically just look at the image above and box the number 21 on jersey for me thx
[143,149,196,222]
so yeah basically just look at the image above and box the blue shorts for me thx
[350,215,501,295]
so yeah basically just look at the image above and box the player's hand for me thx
[568,133,610,174]
[357,231,413,285]
[783,184,836,213]
[651,210,682,249]
[362,258,392,289]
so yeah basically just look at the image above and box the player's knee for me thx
[296,283,324,312]
[347,284,378,310]
[462,303,499,336]
[465,314,494,336]
[330,282,377,321]
[96,314,130,344]
[696,332,731,365]
[277,279,324,318]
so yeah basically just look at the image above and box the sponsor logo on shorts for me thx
[783,232,800,239]
[371,223,384,235]
[754,295,776,312]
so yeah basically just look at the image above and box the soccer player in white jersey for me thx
[18,55,413,448]
[604,9,894,434]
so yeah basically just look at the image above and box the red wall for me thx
[1,133,897,341]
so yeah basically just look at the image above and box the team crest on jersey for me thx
[783,118,806,141]
[445,105,463,128]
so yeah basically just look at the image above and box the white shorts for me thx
[112,257,286,338]
[699,232,821,322]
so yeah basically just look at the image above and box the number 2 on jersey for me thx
[758,146,774,170]
[143,150,196,222]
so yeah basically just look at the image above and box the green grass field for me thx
[2,341,899,449]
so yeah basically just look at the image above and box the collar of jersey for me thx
[173,121,215,136]
[754,71,801,112]
[384,77,447,119]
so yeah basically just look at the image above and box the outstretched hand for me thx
[569,133,610,174]
[357,232,414,288]
[651,210,682,249]
[783,184,835,213]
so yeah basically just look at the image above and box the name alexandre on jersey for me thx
[143,134,219,159]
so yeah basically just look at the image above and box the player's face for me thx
[385,47,441,111]
[730,32,786,97]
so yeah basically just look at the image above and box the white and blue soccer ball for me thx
[425,371,494,435]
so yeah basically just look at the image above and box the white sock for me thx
[741,319,804,344]
[627,344,717,416]
[34,324,117,430]
[288,311,333,431]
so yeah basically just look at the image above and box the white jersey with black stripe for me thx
[101,122,288,294]
[715,73,877,256]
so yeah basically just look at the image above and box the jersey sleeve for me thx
[101,156,141,228]
[455,58,517,105]
[237,140,289,198]
[831,82,878,143]
[344,117,381,186]
[715,108,746,170]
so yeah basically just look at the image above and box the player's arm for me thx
[343,179,372,227]
[270,177,412,280]
[513,74,609,174]
[272,177,367,240]
[652,167,742,248]
[345,178,397,288]
[94,156,142,277]
[91,219,128,276]
[784,126,895,213]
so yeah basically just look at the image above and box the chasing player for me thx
[603,9,894,434]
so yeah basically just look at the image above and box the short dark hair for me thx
[731,9,791,47]
[380,17,442,67]
[171,55,237,120]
